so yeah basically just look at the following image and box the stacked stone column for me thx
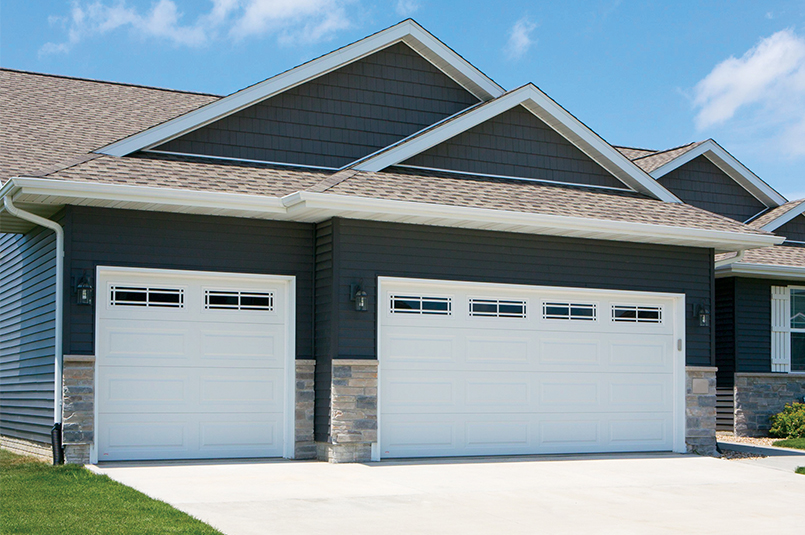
[685,366,718,456]
[62,355,95,464]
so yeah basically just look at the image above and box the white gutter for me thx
[715,262,805,281]
[714,250,746,268]
[3,196,64,426]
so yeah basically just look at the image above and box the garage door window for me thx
[542,302,596,321]
[110,286,184,308]
[205,290,274,311]
[469,298,527,318]
[611,305,662,323]
[391,295,451,315]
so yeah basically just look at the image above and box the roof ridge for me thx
[612,145,658,152]
[0,67,222,97]
[631,141,701,161]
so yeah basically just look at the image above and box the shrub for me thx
[769,402,805,438]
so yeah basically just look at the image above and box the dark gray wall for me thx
[402,105,625,188]
[155,42,479,169]
[315,218,715,441]
[775,214,805,243]
[715,277,736,388]
[657,156,767,222]
[0,226,57,444]
[63,207,316,359]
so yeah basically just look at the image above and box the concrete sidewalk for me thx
[94,453,805,535]
[718,440,805,473]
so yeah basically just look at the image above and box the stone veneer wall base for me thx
[685,366,718,456]
[295,360,316,459]
[319,359,377,463]
[62,355,95,465]
[734,373,805,437]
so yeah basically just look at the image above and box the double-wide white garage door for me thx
[95,268,293,462]
[378,278,685,459]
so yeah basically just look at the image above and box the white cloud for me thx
[505,17,536,60]
[692,29,805,157]
[40,0,356,55]
[395,0,419,17]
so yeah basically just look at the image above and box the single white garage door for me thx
[378,278,685,459]
[95,267,293,462]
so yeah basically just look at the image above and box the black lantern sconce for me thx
[694,304,710,327]
[350,282,368,312]
[74,271,94,306]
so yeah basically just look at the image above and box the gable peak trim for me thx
[96,20,503,158]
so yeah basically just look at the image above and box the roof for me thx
[0,69,218,181]
[747,199,805,231]
[629,142,705,173]
[716,245,805,280]
[613,146,657,160]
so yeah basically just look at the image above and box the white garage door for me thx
[95,267,293,462]
[378,278,684,459]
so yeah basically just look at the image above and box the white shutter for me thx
[771,286,791,373]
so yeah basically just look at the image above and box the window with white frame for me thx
[771,286,805,372]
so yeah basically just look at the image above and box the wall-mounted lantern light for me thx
[75,271,93,306]
[350,282,368,312]
[694,304,710,327]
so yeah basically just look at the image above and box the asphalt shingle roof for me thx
[0,69,219,180]
[747,199,805,229]
[628,142,705,173]
[717,245,805,268]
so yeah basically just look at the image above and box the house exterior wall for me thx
[315,217,715,443]
[401,105,625,189]
[715,277,736,388]
[657,156,767,222]
[62,206,316,359]
[734,373,805,436]
[155,42,480,169]
[0,226,57,445]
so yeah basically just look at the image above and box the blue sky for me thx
[2,0,804,200]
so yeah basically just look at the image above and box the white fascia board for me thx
[715,262,805,281]
[649,140,787,207]
[98,20,503,158]
[282,191,782,250]
[354,85,681,203]
[759,202,805,232]
[8,177,286,214]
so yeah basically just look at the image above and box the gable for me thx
[657,155,766,222]
[775,215,805,244]
[398,105,625,189]
[152,43,480,168]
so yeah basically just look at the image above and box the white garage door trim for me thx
[374,277,686,461]
[90,266,296,463]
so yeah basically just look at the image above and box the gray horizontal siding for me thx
[315,218,714,441]
[0,226,57,444]
[715,277,735,388]
[63,207,315,359]
[155,42,479,168]
[402,105,625,188]
[775,214,805,243]
[657,156,767,222]
[314,221,335,442]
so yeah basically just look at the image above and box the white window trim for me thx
[790,286,805,373]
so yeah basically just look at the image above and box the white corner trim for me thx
[353,84,681,203]
[715,262,805,281]
[759,202,805,233]
[648,140,787,208]
[97,20,503,158]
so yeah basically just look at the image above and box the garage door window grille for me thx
[109,286,184,308]
[205,290,274,311]
[611,305,662,323]
[469,298,527,318]
[390,295,451,315]
[542,302,596,321]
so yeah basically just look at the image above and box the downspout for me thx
[714,250,746,269]
[3,196,65,464]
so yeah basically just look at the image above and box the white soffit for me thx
[648,139,788,208]
[352,84,682,203]
[97,20,504,158]
[758,202,805,232]
[0,178,781,253]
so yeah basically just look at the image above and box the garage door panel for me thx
[465,336,530,364]
[97,269,289,461]
[383,333,457,364]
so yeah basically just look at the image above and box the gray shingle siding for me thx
[314,217,714,441]
[62,206,316,359]
[155,42,480,168]
[775,214,805,243]
[732,277,788,375]
[657,156,767,222]
[0,226,57,444]
[401,105,625,188]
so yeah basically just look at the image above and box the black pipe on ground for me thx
[51,422,64,465]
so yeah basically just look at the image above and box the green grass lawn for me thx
[0,449,223,535]
[797,467,805,475]
[772,438,805,451]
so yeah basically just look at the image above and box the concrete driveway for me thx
[94,452,805,535]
